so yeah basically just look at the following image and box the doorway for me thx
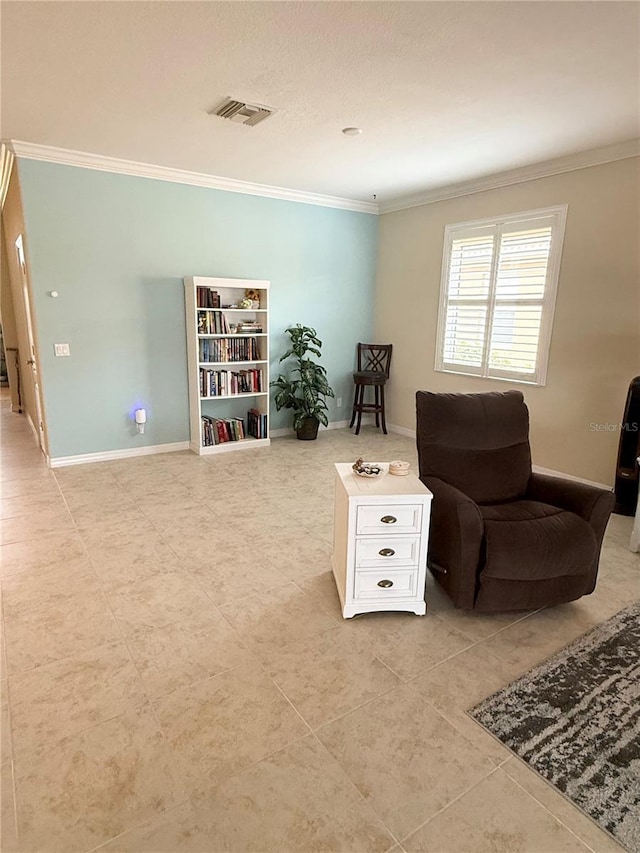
[15,234,46,454]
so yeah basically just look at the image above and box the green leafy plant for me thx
[271,325,335,431]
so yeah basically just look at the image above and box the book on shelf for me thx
[199,367,264,397]
[201,415,246,446]
[247,408,268,439]
[199,337,261,363]
[196,287,221,309]
[197,310,230,335]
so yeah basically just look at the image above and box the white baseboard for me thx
[270,419,350,438]
[388,423,416,439]
[531,465,612,491]
[49,441,190,468]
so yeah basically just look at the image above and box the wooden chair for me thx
[349,343,393,435]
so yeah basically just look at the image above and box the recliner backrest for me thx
[416,390,532,504]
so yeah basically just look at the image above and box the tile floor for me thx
[0,388,637,852]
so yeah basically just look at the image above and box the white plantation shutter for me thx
[436,206,567,385]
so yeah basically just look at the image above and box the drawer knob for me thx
[377,579,394,588]
[380,515,397,524]
[378,548,395,557]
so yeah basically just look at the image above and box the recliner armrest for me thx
[525,472,615,541]
[422,476,484,609]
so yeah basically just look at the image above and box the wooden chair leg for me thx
[374,386,380,427]
[380,384,388,434]
[349,384,358,428]
[355,385,364,435]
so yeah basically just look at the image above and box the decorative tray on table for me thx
[352,458,383,478]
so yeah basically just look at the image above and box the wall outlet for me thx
[54,343,70,357]
[336,397,343,407]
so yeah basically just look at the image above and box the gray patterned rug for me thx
[469,601,640,851]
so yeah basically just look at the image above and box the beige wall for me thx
[375,157,640,486]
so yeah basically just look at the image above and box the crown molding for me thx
[0,142,15,210]
[7,140,379,215]
[379,139,640,214]
[8,138,639,218]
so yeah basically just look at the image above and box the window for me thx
[435,205,567,386]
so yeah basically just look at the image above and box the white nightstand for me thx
[332,463,433,619]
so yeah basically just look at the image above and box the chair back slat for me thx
[357,343,392,376]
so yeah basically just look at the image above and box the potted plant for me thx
[271,324,335,440]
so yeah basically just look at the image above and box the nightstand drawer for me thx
[356,503,422,536]
[355,536,421,569]
[354,568,419,600]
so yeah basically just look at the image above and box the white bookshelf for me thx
[184,276,270,455]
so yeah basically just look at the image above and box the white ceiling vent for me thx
[211,98,276,127]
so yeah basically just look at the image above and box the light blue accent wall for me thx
[18,160,377,458]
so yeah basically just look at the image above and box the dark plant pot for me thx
[296,417,320,441]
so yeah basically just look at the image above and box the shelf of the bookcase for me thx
[199,360,268,367]
[197,333,267,339]
[193,437,271,455]
[200,391,268,401]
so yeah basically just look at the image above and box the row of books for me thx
[201,416,245,446]
[199,368,264,397]
[199,337,261,363]
[247,408,268,439]
[198,310,230,334]
[235,321,263,333]
[196,287,220,309]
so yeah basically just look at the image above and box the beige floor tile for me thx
[335,610,475,681]
[423,576,537,641]
[0,627,5,681]
[79,516,159,549]
[501,758,625,853]
[402,768,590,852]
[261,630,401,729]
[127,612,254,699]
[482,605,600,672]
[72,506,148,531]
[95,801,213,852]
[251,533,333,582]
[219,583,338,652]
[190,558,290,606]
[296,569,345,620]
[317,684,494,839]
[1,559,100,619]
[0,510,76,545]
[0,531,86,578]
[14,705,188,853]
[161,531,231,563]
[154,663,309,796]
[137,500,209,526]
[89,536,185,592]
[0,479,61,500]
[0,467,53,485]
[106,570,213,634]
[1,691,11,764]
[0,492,66,520]
[194,736,394,853]
[1,761,19,853]
[9,640,148,756]
[4,593,120,673]
[408,644,524,765]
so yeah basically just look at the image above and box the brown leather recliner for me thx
[416,390,615,611]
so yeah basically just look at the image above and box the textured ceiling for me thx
[2,1,639,203]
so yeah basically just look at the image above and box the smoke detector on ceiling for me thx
[211,98,276,127]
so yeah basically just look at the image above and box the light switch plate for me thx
[54,343,70,357]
